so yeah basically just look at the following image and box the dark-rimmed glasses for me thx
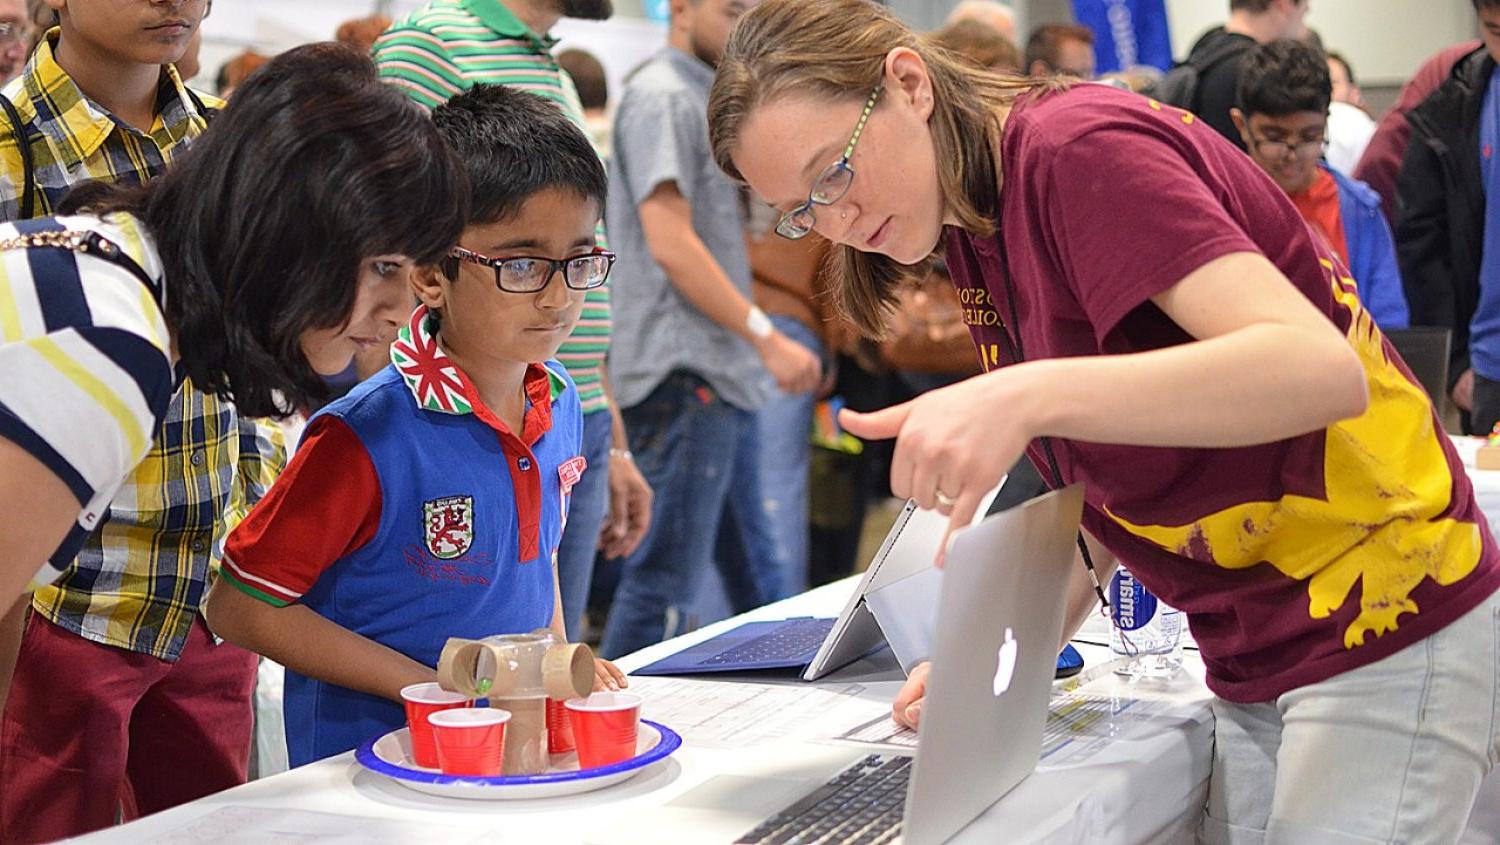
[775,86,883,240]
[449,246,615,293]
[1246,128,1327,161]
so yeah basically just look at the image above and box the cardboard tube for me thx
[543,642,595,700]
[491,696,548,774]
[437,638,516,698]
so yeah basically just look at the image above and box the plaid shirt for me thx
[1,31,288,661]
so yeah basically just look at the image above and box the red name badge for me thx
[558,456,587,494]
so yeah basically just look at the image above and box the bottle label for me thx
[1111,569,1158,631]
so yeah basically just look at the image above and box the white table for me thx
[1449,437,1500,844]
[1452,435,1500,536]
[72,578,1215,845]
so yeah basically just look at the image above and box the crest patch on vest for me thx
[559,456,587,494]
[423,495,474,560]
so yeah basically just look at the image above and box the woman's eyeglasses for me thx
[776,86,883,240]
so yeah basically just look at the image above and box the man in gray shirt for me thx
[600,0,820,658]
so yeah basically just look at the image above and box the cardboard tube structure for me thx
[543,642,595,700]
[435,636,599,774]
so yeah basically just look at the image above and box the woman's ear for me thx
[409,263,447,310]
[884,47,935,120]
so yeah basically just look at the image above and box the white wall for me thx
[1163,0,1476,85]
[193,0,1480,91]
[193,0,665,98]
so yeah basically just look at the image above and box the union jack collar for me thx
[390,305,569,416]
[391,305,473,414]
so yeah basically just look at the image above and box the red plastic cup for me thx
[547,698,576,755]
[429,708,511,776]
[565,692,641,769]
[400,682,471,769]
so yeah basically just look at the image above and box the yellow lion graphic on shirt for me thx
[1110,259,1484,649]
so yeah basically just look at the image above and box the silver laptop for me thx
[901,484,1081,844]
[600,485,1083,845]
[803,483,1004,679]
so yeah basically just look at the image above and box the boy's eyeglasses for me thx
[776,86,882,240]
[449,246,615,292]
[1246,129,1327,161]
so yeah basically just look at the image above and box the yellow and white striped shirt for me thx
[0,214,174,592]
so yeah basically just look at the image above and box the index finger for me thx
[935,489,985,568]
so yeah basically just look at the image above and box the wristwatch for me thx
[746,305,774,340]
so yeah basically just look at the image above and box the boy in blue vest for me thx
[203,84,627,767]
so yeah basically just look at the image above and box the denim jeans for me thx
[751,315,822,596]
[711,411,796,615]
[599,372,748,659]
[554,408,612,641]
[1201,587,1500,844]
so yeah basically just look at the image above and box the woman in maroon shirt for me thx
[708,0,1500,840]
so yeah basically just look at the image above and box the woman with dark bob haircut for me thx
[0,43,468,603]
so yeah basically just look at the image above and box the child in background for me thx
[1232,39,1409,329]
[205,84,626,767]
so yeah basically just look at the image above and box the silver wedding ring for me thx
[935,491,957,508]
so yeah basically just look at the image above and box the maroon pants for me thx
[0,613,257,843]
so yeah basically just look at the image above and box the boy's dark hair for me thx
[1236,39,1331,117]
[1230,0,1276,12]
[430,84,606,280]
[1474,0,1500,11]
[1023,23,1094,73]
[62,43,468,418]
[557,49,609,111]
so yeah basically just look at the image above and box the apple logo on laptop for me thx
[993,628,1018,696]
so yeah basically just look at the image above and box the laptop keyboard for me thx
[735,754,910,845]
[697,618,837,667]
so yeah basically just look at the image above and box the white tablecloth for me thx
[1451,437,1500,844]
[72,578,1215,844]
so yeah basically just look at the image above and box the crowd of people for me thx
[0,0,1497,841]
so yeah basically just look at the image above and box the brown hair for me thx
[931,19,1023,74]
[1023,23,1095,73]
[335,14,393,54]
[217,51,271,97]
[558,49,608,111]
[708,0,1037,336]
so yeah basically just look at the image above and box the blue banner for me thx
[1072,0,1173,74]
[643,0,671,25]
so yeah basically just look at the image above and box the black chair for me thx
[1385,326,1452,409]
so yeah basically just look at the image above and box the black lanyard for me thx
[988,227,1112,613]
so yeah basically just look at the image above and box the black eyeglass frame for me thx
[1244,127,1328,161]
[447,245,616,293]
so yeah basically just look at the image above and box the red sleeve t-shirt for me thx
[221,417,382,605]
[944,83,1500,703]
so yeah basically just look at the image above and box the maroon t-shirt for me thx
[945,83,1500,703]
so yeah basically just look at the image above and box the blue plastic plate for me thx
[355,719,681,800]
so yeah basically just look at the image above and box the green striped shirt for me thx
[374,0,612,414]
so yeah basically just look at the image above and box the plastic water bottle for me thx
[1109,565,1184,679]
